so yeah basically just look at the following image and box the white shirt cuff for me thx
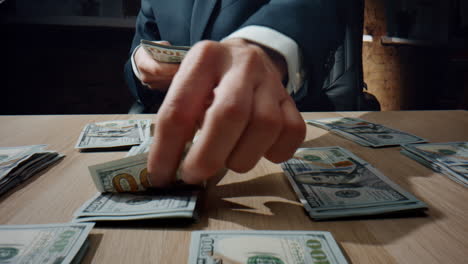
[131,45,142,80]
[222,25,304,96]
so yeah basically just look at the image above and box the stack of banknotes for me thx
[140,39,190,63]
[281,147,427,220]
[188,230,348,264]
[0,223,94,264]
[401,142,468,187]
[306,117,427,147]
[75,119,151,151]
[73,138,199,222]
[0,145,64,196]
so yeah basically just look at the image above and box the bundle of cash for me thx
[75,119,151,151]
[73,190,198,222]
[306,117,426,147]
[140,39,190,63]
[188,230,348,264]
[0,223,94,264]
[0,145,64,196]
[281,147,427,220]
[401,142,468,187]
[78,137,199,222]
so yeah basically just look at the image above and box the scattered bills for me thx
[75,119,151,151]
[281,147,427,220]
[0,145,64,196]
[0,223,94,264]
[140,40,190,63]
[73,190,198,222]
[188,230,348,264]
[306,117,426,147]
[401,142,468,187]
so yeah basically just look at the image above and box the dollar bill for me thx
[140,40,190,63]
[401,142,468,187]
[0,145,64,196]
[281,147,427,220]
[75,119,151,150]
[73,190,198,222]
[126,137,153,157]
[0,223,94,264]
[188,230,348,264]
[306,117,426,147]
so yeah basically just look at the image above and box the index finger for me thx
[147,41,223,187]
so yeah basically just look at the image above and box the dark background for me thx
[1,0,467,114]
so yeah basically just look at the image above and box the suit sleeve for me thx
[124,0,165,110]
[238,0,344,96]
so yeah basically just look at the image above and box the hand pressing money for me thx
[140,40,190,63]
[306,117,426,147]
[75,119,151,151]
[281,147,427,220]
[188,230,348,264]
[80,138,199,222]
[88,137,191,193]
[0,223,94,264]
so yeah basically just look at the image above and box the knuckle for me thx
[159,104,194,128]
[253,110,282,132]
[227,159,255,174]
[191,40,220,58]
[268,150,295,164]
[211,100,250,124]
[286,117,307,141]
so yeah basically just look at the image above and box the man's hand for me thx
[134,41,180,91]
[148,38,306,187]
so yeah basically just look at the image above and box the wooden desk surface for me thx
[0,110,467,264]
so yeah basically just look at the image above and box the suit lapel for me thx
[190,0,218,44]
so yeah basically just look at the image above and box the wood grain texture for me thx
[0,111,467,263]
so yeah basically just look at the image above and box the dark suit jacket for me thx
[124,0,344,112]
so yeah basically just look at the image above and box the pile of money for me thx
[75,119,151,151]
[401,142,468,187]
[281,147,427,220]
[0,145,64,196]
[73,190,198,222]
[0,223,94,264]
[306,117,426,147]
[75,137,199,222]
[140,40,190,63]
[188,230,348,264]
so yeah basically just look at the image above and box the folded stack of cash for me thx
[73,137,199,222]
[75,119,151,151]
[188,230,348,264]
[0,145,64,196]
[140,40,190,63]
[401,142,468,187]
[0,223,94,264]
[281,147,427,220]
[306,117,426,147]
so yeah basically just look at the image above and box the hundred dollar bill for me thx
[401,142,468,187]
[89,152,153,193]
[75,119,151,150]
[188,230,348,264]
[140,40,190,63]
[0,223,94,264]
[306,117,426,147]
[73,190,198,222]
[0,145,64,196]
[281,147,427,220]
